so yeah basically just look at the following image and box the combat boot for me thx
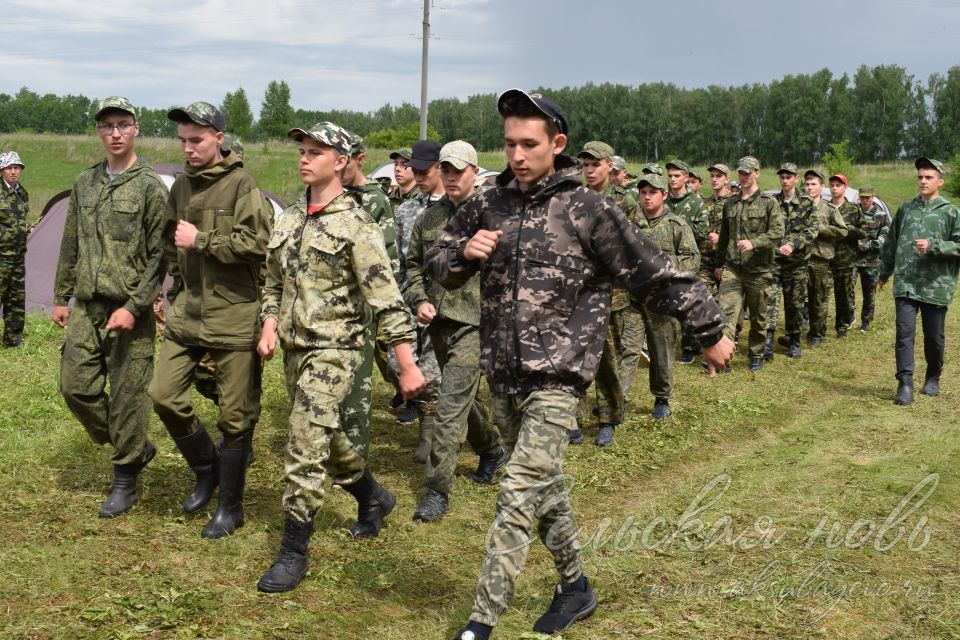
[894,375,914,406]
[172,422,219,514]
[594,423,616,446]
[342,470,395,538]
[412,489,449,522]
[257,517,314,593]
[651,398,671,419]
[787,339,802,358]
[763,329,775,362]
[413,410,434,464]
[472,447,508,484]
[99,441,156,517]
[201,439,249,538]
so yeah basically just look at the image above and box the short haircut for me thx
[498,93,560,139]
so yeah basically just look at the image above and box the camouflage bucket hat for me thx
[389,148,413,161]
[708,163,730,176]
[611,155,627,171]
[439,140,479,170]
[287,122,353,155]
[577,141,614,161]
[857,184,877,197]
[915,156,945,175]
[95,96,136,121]
[0,151,24,170]
[777,162,799,175]
[167,101,225,132]
[642,163,664,175]
[637,173,667,192]
[665,160,690,174]
[736,156,760,172]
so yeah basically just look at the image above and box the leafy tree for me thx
[221,88,254,139]
[823,140,856,183]
[258,80,294,140]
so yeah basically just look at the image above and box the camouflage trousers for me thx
[149,337,261,446]
[765,266,781,331]
[718,266,774,359]
[618,307,646,397]
[424,319,501,495]
[778,265,809,339]
[281,347,367,523]
[471,389,583,626]
[830,261,856,332]
[340,311,377,459]
[60,298,155,466]
[641,308,679,399]
[577,311,624,425]
[806,258,833,341]
[853,265,881,324]
[0,246,26,342]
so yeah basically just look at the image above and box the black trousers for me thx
[895,296,947,381]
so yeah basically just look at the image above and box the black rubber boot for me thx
[172,424,219,515]
[257,517,314,593]
[201,442,249,539]
[99,441,156,517]
[763,329,775,361]
[895,375,914,406]
[342,470,395,539]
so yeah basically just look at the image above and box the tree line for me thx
[2,65,960,165]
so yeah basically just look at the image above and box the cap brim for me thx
[287,128,309,142]
[96,106,135,121]
[496,88,568,135]
[439,157,473,170]
[577,151,603,160]
[389,152,411,161]
[408,158,438,171]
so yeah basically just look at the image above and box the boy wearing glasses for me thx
[53,97,168,517]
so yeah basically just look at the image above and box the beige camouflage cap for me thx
[636,173,667,192]
[0,151,24,170]
[915,156,945,175]
[665,160,690,174]
[287,122,353,155]
[577,141,614,161]
[708,163,730,176]
[95,96,136,121]
[858,184,877,196]
[737,156,760,172]
[168,101,225,132]
[777,162,799,175]
[438,140,478,170]
[611,155,627,171]
[642,162,664,175]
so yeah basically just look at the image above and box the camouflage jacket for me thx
[261,191,415,351]
[635,210,700,273]
[162,154,271,349]
[395,190,443,284]
[54,157,166,316]
[424,156,725,396]
[717,189,784,273]
[388,184,420,211]
[830,199,867,267]
[774,190,819,268]
[855,204,892,268]
[346,179,399,277]
[700,192,731,268]
[808,199,848,261]
[880,195,960,306]
[0,181,29,253]
[666,187,708,247]
[402,189,482,327]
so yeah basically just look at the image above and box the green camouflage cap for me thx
[688,169,703,182]
[642,162,664,175]
[221,133,244,158]
[665,159,690,174]
[167,101,225,132]
[0,151,24,170]
[287,121,353,155]
[95,96,136,121]
[915,156,945,175]
[858,184,877,196]
[777,162,799,175]
[708,163,730,176]
[611,155,627,171]
[636,173,667,192]
[577,141,614,160]
[439,140,478,170]
[804,168,826,183]
[389,148,413,161]
[347,132,365,155]
[736,156,760,172]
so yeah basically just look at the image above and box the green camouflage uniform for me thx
[772,191,819,340]
[716,190,784,358]
[55,157,167,465]
[0,179,29,344]
[829,200,867,332]
[666,187,708,247]
[388,184,420,211]
[852,203,891,323]
[635,209,699,398]
[806,200,848,342]
[698,192,729,296]
[402,190,501,494]
[262,192,415,523]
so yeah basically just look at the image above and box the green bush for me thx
[823,140,856,183]
[945,153,960,198]
[365,122,438,149]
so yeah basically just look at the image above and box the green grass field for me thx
[0,134,957,639]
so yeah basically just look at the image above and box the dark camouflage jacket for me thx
[0,181,29,254]
[830,199,867,268]
[774,190,819,268]
[424,156,725,396]
[54,157,167,316]
[403,189,482,327]
[855,204,892,268]
[666,187,708,246]
[717,189,784,273]
[880,195,960,306]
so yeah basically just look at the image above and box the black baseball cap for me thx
[496,88,569,135]
[408,140,442,171]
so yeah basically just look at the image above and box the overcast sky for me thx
[3,0,959,114]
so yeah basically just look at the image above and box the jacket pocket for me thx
[106,198,142,242]
[213,262,258,303]
[305,232,349,278]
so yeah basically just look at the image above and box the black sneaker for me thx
[837,327,848,338]
[532,577,599,634]
[594,424,615,446]
[388,392,405,413]
[412,489,449,522]
[2,333,23,347]
[748,357,763,372]
[678,351,696,365]
[569,425,584,445]
[807,337,823,348]
[860,322,870,333]
[396,401,419,425]
[651,398,671,419]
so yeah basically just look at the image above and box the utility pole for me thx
[419,0,430,140]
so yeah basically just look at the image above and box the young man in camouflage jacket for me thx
[0,151,29,347]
